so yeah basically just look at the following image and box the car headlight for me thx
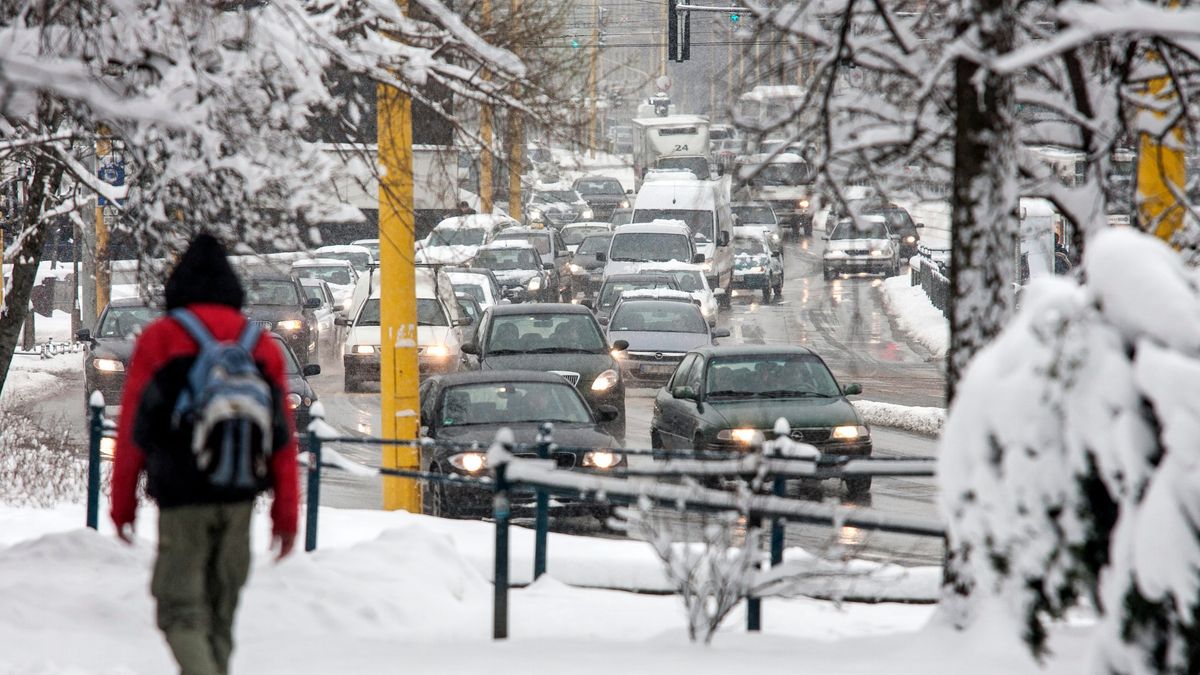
[276,319,303,331]
[581,208,594,219]
[286,393,303,410]
[869,248,890,257]
[352,344,378,355]
[904,235,916,243]
[701,259,713,272]
[831,425,870,440]
[716,428,763,444]
[92,357,124,373]
[527,276,542,291]
[582,450,621,469]
[591,368,619,391]
[619,199,630,208]
[825,250,847,258]
[569,263,584,274]
[449,452,488,473]
[797,199,810,209]
[425,344,451,358]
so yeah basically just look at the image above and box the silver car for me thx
[602,296,729,387]
[822,215,901,280]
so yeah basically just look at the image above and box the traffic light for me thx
[571,37,581,49]
[730,11,740,23]
[667,0,691,62]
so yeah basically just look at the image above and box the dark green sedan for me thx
[650,345,872,495]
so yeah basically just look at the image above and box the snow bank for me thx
[854,400,945,437]
[879,274,948,358]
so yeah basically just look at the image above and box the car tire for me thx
[773,278,784,298]
[845,476,872,497]
[423,473,457,518]
[762,285,772,303]
[650,430,663,450]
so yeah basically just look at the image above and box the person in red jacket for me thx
[111,233,298,675]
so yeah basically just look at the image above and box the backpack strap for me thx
[236,320,262,353]
[170,308,216,349]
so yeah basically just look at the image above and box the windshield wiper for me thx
[528,347,594,354]
[706,389,747,398]
[485,349,526,355]
[756,390,832,398]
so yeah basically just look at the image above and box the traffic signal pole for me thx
[1137,69,1186,244]
[588,0,599,159]
[479,0,494,214]
[507,0,523,221]
[378,78,422,513]
[94,126,111,317]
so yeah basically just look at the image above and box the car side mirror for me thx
[625,189,633,195]
[543,262,555,270]
[335,317,352,327]
[692,253,706,264]
[597,316,609,326]
[75,329,92,342]
[596,404,620,423]
[916,223,925,229]
[712,328,731,339]
[611,339,629,351]
[304,297,321,309]
[462,341,479,355]
[302,364,322,377]
[595,251,607,262]
[454,316,473,327]
[672,385,697,401]
[581,298,595,310]
[843,383,863,396]
[718,231,730,247]
[335,303,346,312]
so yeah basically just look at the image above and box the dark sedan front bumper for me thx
[732,271,770,289]
[824,255,893,275]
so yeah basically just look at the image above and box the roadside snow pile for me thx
[880,273,948,358]
[4,349,83,405]
[854,400,945,437]
[940,228,1200,672]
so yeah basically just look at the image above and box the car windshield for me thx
[734,237,769,256]
[832,220,889,240]
[732,205,777,225]
[574,179,623,195]
[576,234,612,256]
[245,280,300,306]
[316,251,371,272]
[611,211,633,226]
[609,232,692,263]
[870,208,915,232]
[629,209,715,241]
[474,248,540,271]
[272,336,301,375]
[356,297,447,327]
[656,156,709,179]
[440,381,591,426]
[293,265,353,286]
[495,233,551,256]
[747,161,812,186]
[533,190,578,204]
[600,280,676,309]
[486,313,606,354]
[705,355,842,398]
[454,282,486,304]
[97,306,161,339]
[428,228,488,247]
[561,226,609,246]
[664,270,704,292]
[611,302,706,334]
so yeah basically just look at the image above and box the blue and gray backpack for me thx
[170,309,275,493]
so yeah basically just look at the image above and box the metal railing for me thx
[911,247,950,318]
[87,401,945,641]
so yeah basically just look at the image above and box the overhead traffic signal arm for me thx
[668,1,750,63]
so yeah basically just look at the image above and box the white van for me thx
[339,265,470,392]
[599,221,701,281]
[631,179,734,304]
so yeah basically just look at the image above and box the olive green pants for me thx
[151,502,253,675]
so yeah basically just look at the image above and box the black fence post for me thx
[533,423,552,580]
[770,474,786,565]
[746,434,766,633]
[86,392,104,530]
[304,403,324,553]
[493,460,511,640]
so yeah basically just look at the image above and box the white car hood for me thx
[417,245,479,265]
[828,237,890,251]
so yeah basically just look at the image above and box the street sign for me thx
[96,157,125,206]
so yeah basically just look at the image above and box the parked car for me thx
[462,303,628,440]
[602,296,729,387]
[559,221,613,254]
[572,176,630,221]
[269,332,321,448]
[566,233,613,300]
[242,274,320,366]
[290,258,357,312]
[732,231,784,302]
[491,228,570,300]
[417,370,624,518]
[472,241,555,303]
[822,215,901,280]
[298,277,342,359]
[650,345,872,495]
[78,299,162,408]
[312,244,374,275]
[590,272,680,322]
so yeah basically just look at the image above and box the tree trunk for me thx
[947,0,1018,403]
[0,158,61,396]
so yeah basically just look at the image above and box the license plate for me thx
[640,364,675,375]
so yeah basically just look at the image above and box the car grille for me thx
[843,249,871,257]
[626,351,685,363]
[515,451,576,469]
[789,428,831,443]
[550,370,581,386]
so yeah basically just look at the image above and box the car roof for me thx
[602,273,676,283]
[491,302,593,316]
[690,345,819,358]
[431,369,581,387]
[613,221,691,234]
[292,257,353,268]
[314,244,371,254]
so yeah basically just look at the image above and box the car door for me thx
[677,354,709,447]
[553,231,571,294]
[655,353,699,449]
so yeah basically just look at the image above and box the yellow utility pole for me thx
[588,0,599,159]
[479,0,494,214]
[508,0,523,221]
[377,79,422,512]
[95,126,111,317]
[1137,64,1186,244]
[659,0,667,76]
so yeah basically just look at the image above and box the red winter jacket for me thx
[110,303,299,536]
